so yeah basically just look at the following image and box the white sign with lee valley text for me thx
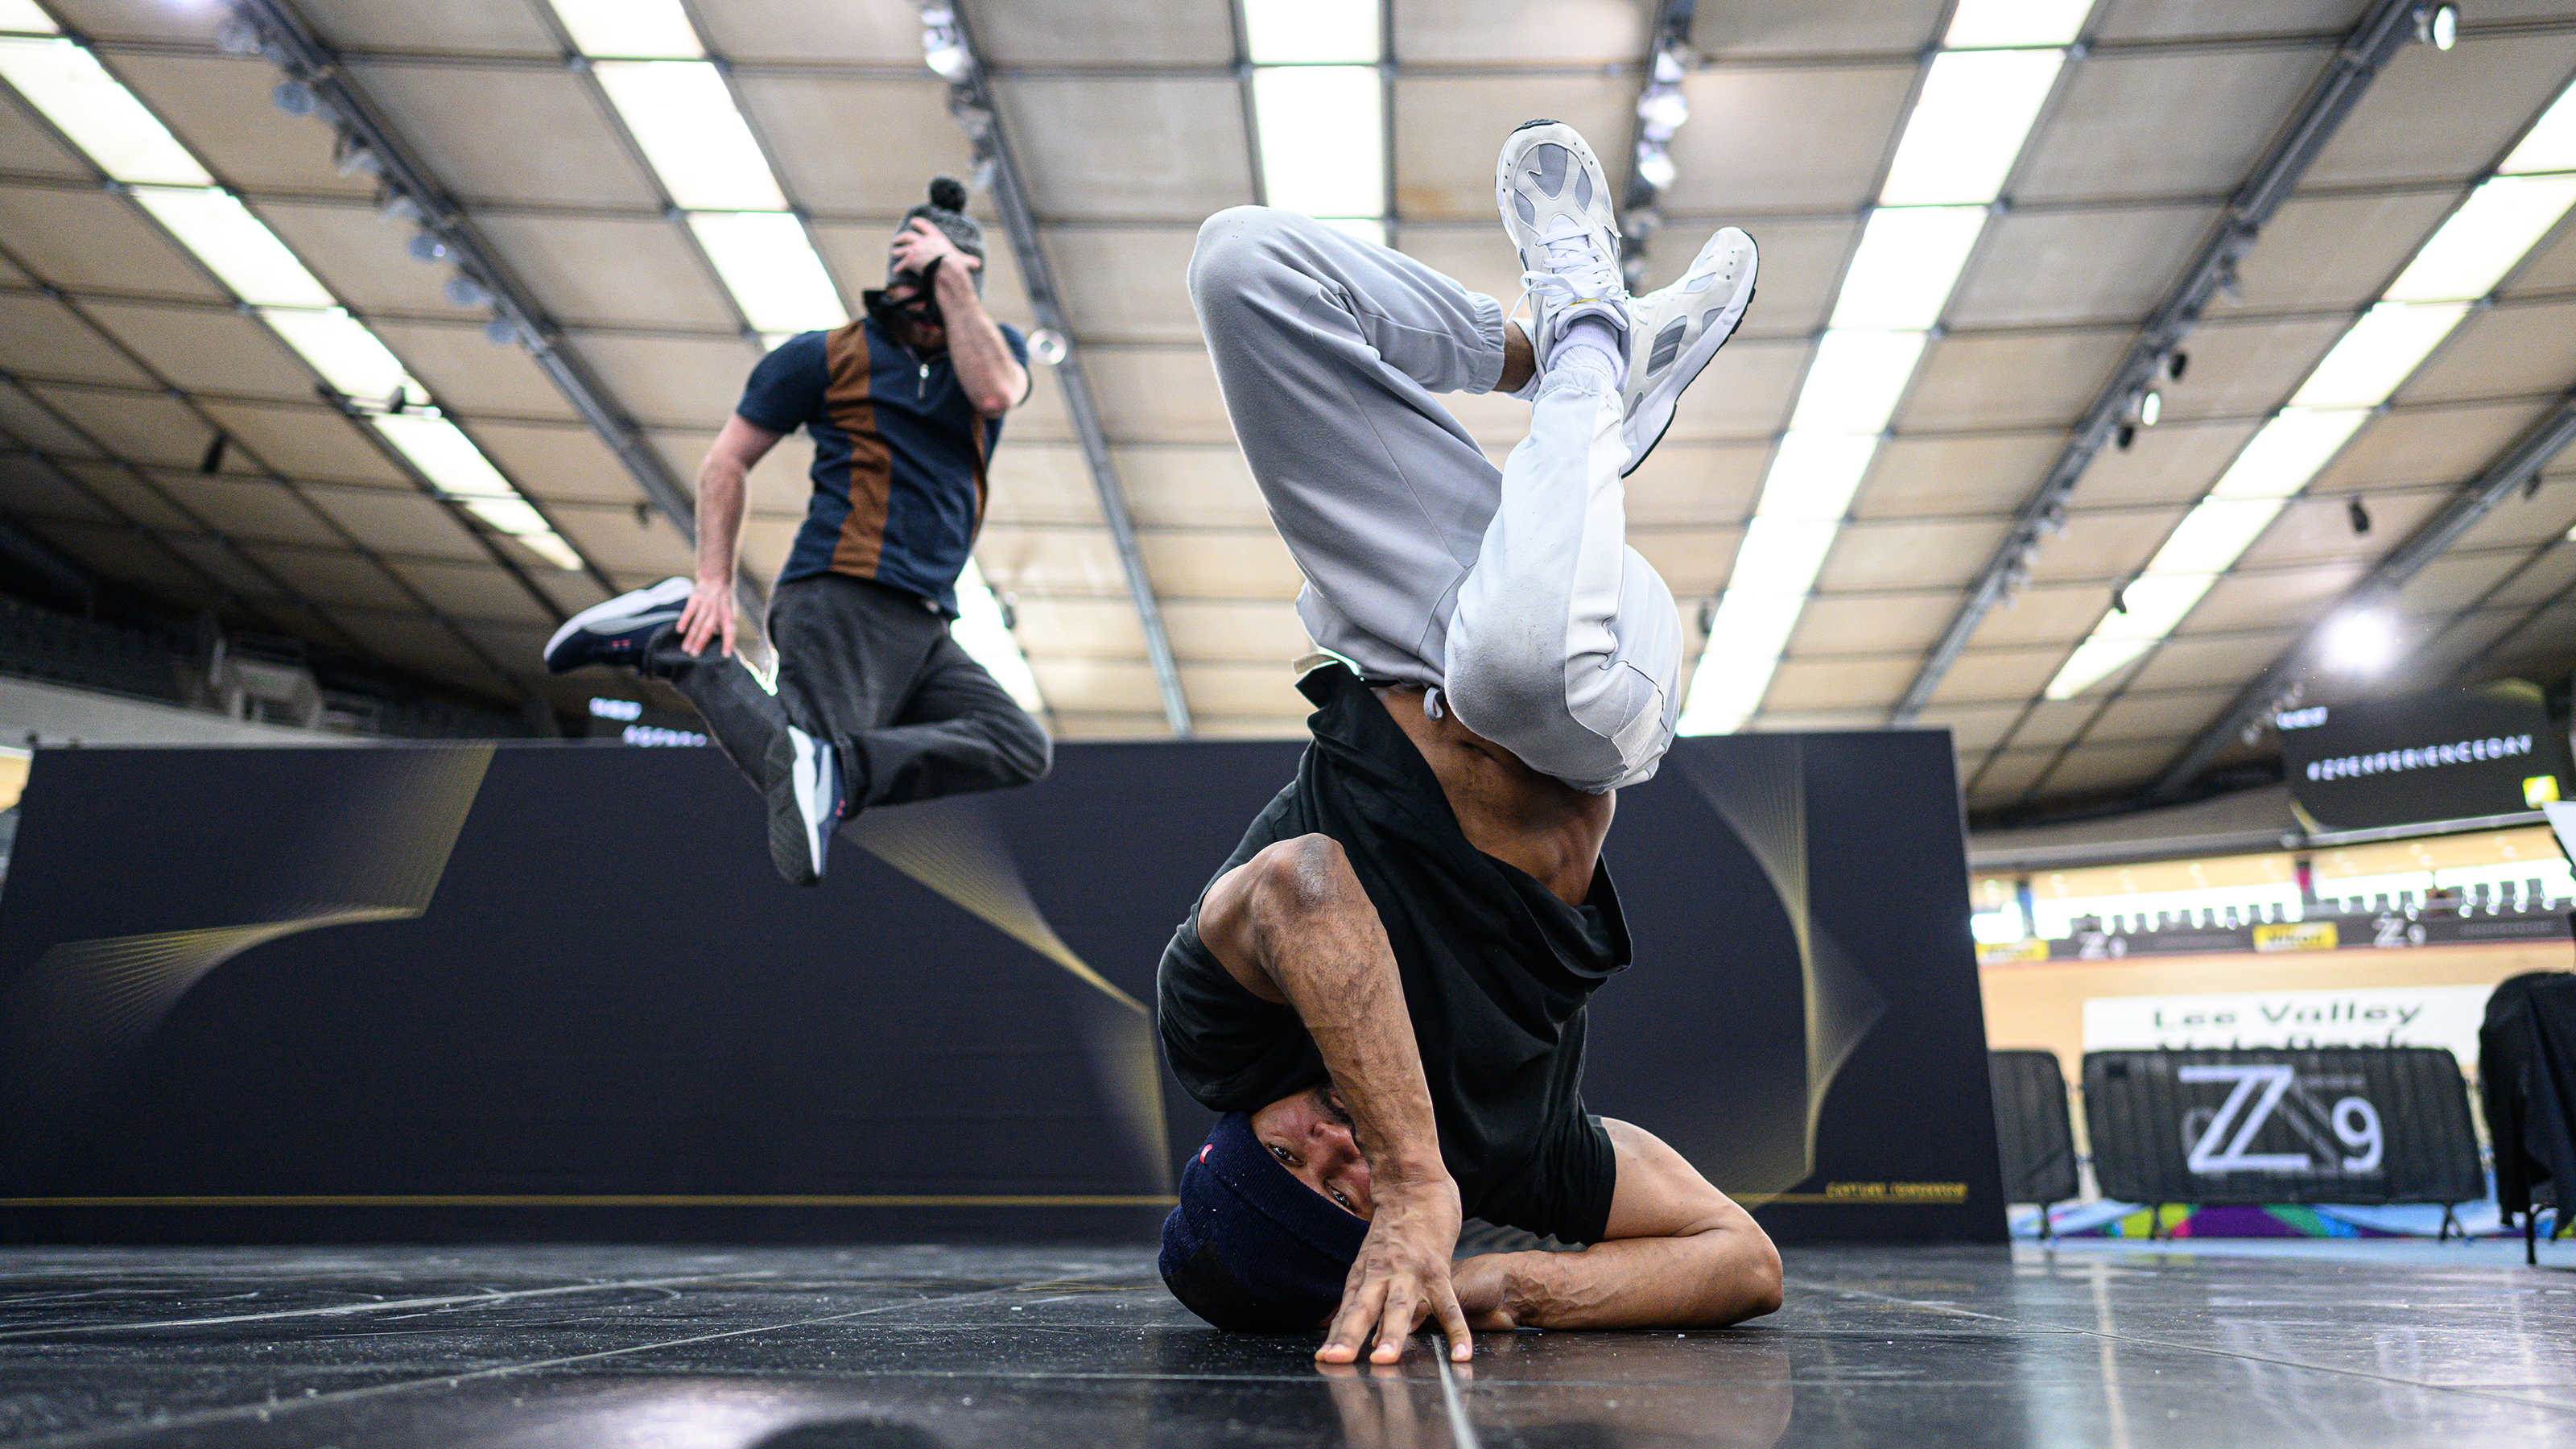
[2082,985,2497,1067]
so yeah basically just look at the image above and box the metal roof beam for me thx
[1889,0,2428,724]
[2149,385,2576,802]
[228,0,702,555]
[943,2,1192,737]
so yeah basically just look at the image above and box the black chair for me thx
[2481,970,2576,1264]
[1990,1050,2080,1239]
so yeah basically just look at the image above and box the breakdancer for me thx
[1156,122,1782,1362]
[543,177,1049,886]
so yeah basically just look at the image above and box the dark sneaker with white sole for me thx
[765,724,842,886]
[1618,225,1757,477]
[543,576,693,673]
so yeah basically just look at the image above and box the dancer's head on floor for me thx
[1158,1091,1372,1330]
[868,175,985,349]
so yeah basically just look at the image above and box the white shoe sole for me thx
[543,575,693,663]
[1621,229,1758,478]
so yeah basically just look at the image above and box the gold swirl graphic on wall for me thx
[846,797,1172,1193]
[1672,738,1886,1207]
[1,748,492,1170]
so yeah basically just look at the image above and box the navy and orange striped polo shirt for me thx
[736,316,1028,617]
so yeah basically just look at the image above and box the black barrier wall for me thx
[2083,1047,2485,1208]
[0,729,2001,1245]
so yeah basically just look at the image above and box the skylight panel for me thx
[131,188,333,306]
[2288,303,2468,410]
[2382,174,2576,302]
[258,307,428,404]
[1251,64,1385,222]
[1828,205,1988,330]
[592,61,785,212]
[545,0,703,59]
[687,212,845,334]
[0,37,208,185]
[1877,47,2064,207]
[1242,0,1379,64]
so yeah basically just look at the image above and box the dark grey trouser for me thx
[652,573,1051,813]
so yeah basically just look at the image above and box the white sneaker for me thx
[1495,120,1625,370]
[1618,226,1758,477]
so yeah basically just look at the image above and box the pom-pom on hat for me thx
[1158,1112,1367,1331]
[891,175,985,295]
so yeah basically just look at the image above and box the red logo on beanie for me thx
[1199,1145,1212,1162]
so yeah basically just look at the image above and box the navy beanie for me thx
[1158,1112,1367,1331]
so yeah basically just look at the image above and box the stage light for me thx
[1633,142,1677,191]
[2322,609,2396,672]
[0,38,209,184]
[442,274,488,308]
[270,79,316,117]
[1637,87,1688,138]
[2347,496,2372,535]
[591,61,784,211]
[2137,388,2161,427]
[2417,2,2458,50]
[130,187,334,305]
[2165,349,2189,382]
[406,231,445,262]
[1026,328,1068,365]
[686,212,844,333]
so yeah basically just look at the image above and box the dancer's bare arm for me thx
[1196,834,1473,1364]
[675,415,781,656]
[1450,1119,1782,1331]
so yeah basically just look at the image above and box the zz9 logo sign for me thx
[2176,1063,2384,1178]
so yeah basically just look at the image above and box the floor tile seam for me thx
[2,1275,1124,1449]
[1784,1276,2576,1418]
[0,1271,791,1341]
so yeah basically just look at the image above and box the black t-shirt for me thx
[1155,664,1626,1245]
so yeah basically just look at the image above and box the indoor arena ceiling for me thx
[0,0,2574,814]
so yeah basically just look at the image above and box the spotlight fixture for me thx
[442,274,489,308]
[2109,580,2129,615]
[482,316,518,346]
[2416,2,2458,50]
[2165,349,2189,382]
[2347,495,2372,535]
[1635,142,1677,192]
[2115,420,2136,450]
[1025,327,1067,366]
[270,79,316,117]
[406,231,445,262]
[2322,609,2396,673]
[2137,388,2161,427]
[919,5,972,82]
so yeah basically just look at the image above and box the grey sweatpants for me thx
[1187,207,1682,791]
[654,573,1051,813]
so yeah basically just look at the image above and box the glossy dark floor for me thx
[2,1239,2574,1447]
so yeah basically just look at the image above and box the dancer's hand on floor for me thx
[1318,1170,1471,1366]
[677,574,737,657]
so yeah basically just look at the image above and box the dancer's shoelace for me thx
[1507,221,1623,335]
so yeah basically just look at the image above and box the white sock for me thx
[1550,314,1626,388]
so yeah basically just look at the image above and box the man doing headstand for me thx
[1157,122,1783,1362]
[542,177,1049,886]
